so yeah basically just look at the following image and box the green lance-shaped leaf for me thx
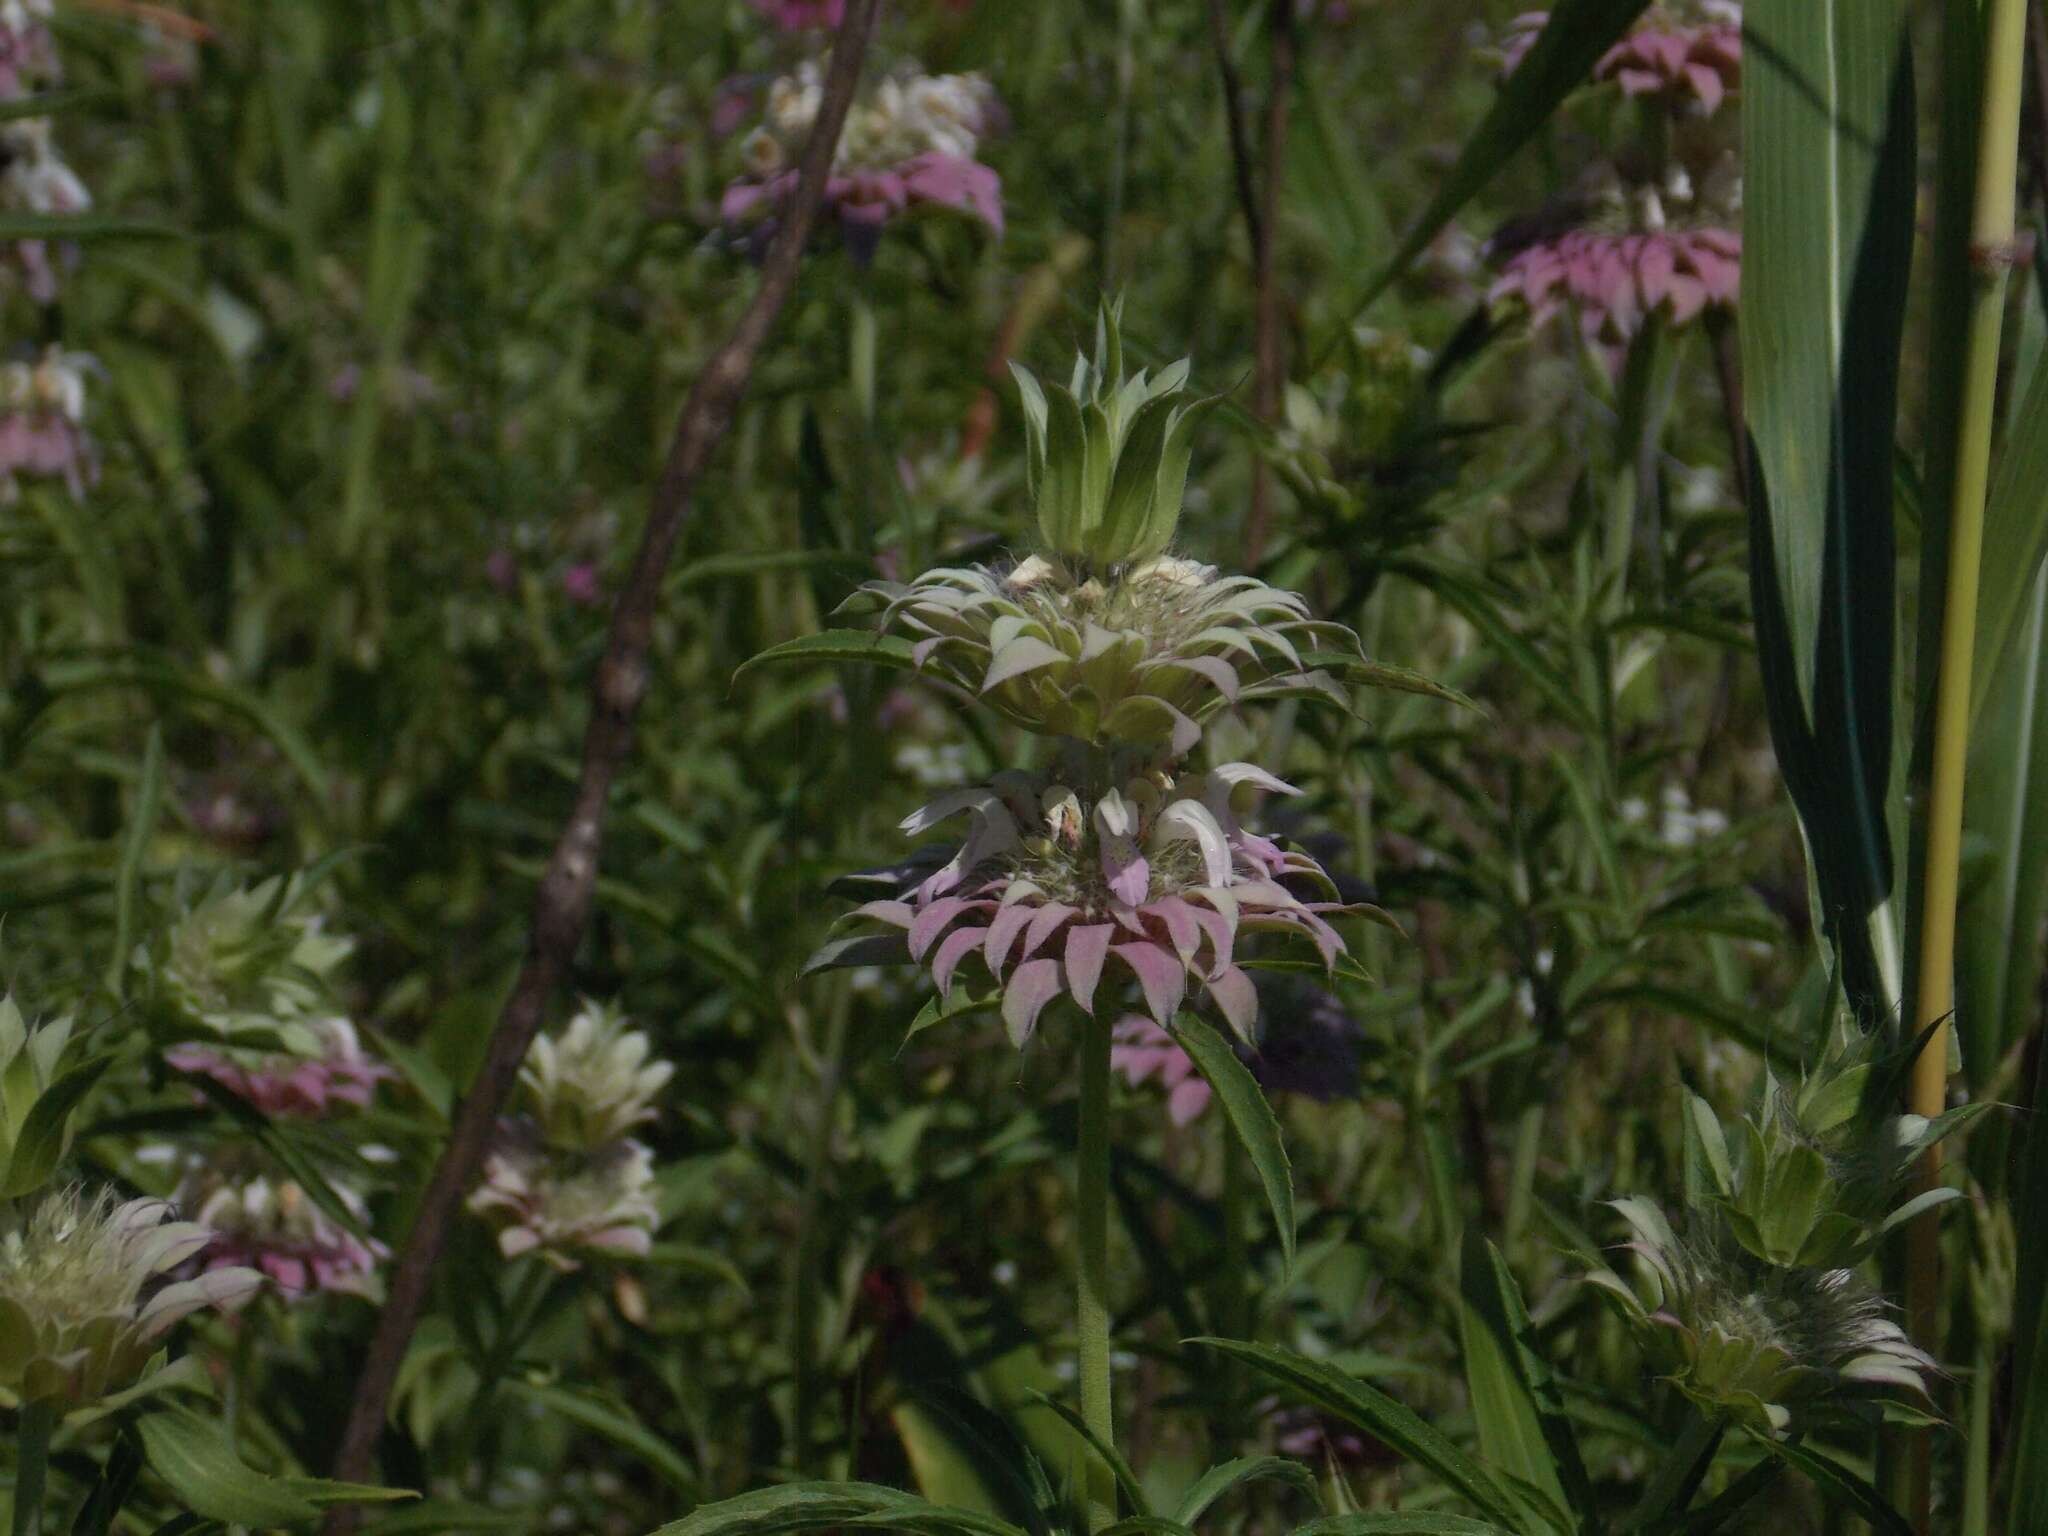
[733,631,921,684]
[1741,0,1918,1016]
[648,1483,1029,1536]
[501,1381,698,1494]
[1039,384,1093,556]
[1188,1339,1526,1528]
[135,1407,412,1527]
[1,1053,110,1197]
[1171,1457,1318,1527]
[1456,1230,1588,1531]
[1163,1011,1294,1270]
[1316,0,1652,352]
[1292,1519,1516,1536]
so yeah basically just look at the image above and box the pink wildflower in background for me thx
[749,0,845,29]
[0,0,57,99]
[0,347,96,499]
[1,119,88,303]
[177,1165,389,1300]
[166,1016,391,1118]
[722,63,1003,258]
[1111,1017,1211,1124]
[1500,3,1740,115]
[1491,225,1740,360]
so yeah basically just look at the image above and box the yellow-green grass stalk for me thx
[1907,0,2030,1523]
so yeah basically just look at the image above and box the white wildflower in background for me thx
[469,1002,672,1269]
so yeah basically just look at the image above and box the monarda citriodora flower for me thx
[468,1003,671,1269]
[0,1187,261,1405]
[827,761,1374,1046]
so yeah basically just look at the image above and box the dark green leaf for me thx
[1163,1012,1294,1269]
[733,630,921,684]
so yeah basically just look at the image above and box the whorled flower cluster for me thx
[0,342,94,501]
[173,1158,387,1301]
[166,1015,390,1119]
[1490,223,1741,361]
[1501,2,1741,115]
[1588,1198,1932,1433]
[0,0,56,98]
[1489,4,1743,364]
[146,874,356,1055]
[468,1003,670,1269]
[832,762,1362,1047]
[0,1187,261,1405]
[723,61,1002,254]
[853,554,1360,757]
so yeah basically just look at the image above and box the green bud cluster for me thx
[1011,299,1219,571]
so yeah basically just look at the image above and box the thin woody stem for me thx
[320,0,884,1516]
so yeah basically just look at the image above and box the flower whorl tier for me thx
[165,1015,390,1118]
[854,554,1361,757]
[1491,226,1740,350]
[468,1130,660,1271]
[827,762,1372,1046]
[174,1162,388,1301]
[1501,3,1741,115]
[0,1188,262,1405]
[1588,1199,1933,1433]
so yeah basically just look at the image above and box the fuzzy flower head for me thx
[468,1128,659,1272]
[175,1157,387,1301]
[0,1187,261,1405]
[0,344,96,499]
[144,874,354,1054]
[820,760,1376,1047]
[516,1000,674,1152]
[723,61,1002,252]
[164,1016,390,1119]
[1588,1198,1932,1433]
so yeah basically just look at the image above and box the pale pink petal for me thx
[1113,943,1187,1025]
[1064,924,1115,1014]
[1002,958,1064,1046]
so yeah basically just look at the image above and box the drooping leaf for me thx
[1170,1456,1318,1527]
[1754,1436,1911,1536]
[648,1483,1027,1536]
[135,1408,411,1526]
[733,630,921,684]
[1,1054,111,1198]
[1163,1012,1295,1269]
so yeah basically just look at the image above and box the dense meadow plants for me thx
[0,0,2045,1533]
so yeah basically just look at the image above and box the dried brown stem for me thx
[321,0,882,1516]
[1245,0,1296,568]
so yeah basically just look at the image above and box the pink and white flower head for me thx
[749,0,844,29]
[0,345,97,500]
[165,1016,391,1119]
[1,118,89,303]
[824,760,1376,1047]
[1500,3,1741,117]
[177,1163,387,1301]
[0,1187,262,1405]
[468,1129,660,1271]
[722,62,1003,255]
[1111,1017,1211,1124]
[1491,164,1742,363]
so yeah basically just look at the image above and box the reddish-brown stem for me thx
[320,1,882,1518]
[1244,0,1296,569]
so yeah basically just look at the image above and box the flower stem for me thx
[1076,1013,1117,1533]
[1907,0,2028,1524]
[1627,1409,1725,1528]
[12,1398,55,1536]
